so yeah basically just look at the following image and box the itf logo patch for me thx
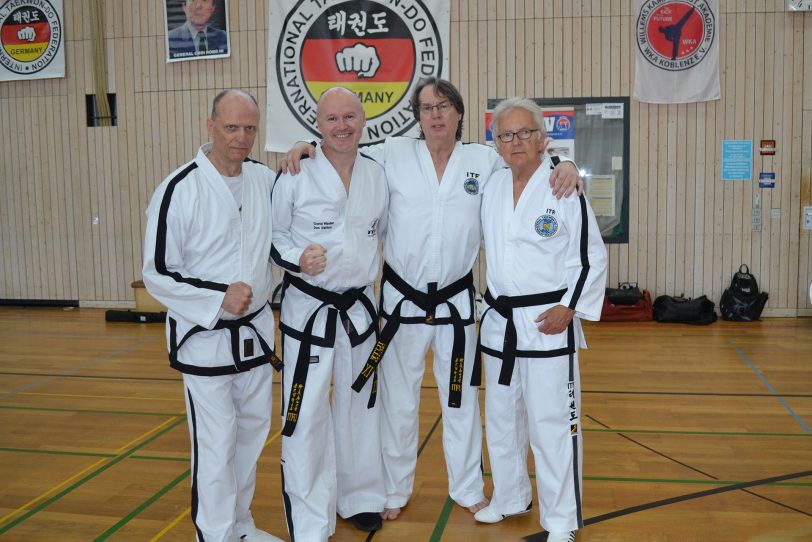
[535,215,559,237]
[274,0,443,142]
[463,177,479,195]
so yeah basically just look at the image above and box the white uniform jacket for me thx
[363,137,502,323]
[271,144,388,339]
[142,144,276,375]
[479,157,607,359]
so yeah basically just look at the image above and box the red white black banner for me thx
[265,0,449,152]
[634,0,720,104]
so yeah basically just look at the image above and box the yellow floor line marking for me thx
[0,416,181,526]
[16,391,179,402]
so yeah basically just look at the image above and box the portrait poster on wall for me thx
[165,0,230,63]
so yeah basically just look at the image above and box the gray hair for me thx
[490,97,546,140]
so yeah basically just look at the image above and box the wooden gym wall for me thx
[0,1,810,315]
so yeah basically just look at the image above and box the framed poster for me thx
[165,0,230,62]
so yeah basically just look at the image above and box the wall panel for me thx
[0,1,810,315]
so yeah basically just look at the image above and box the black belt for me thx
[352,263,474,409]
[281,273,378,437]
[474,288,568,386]
[168,302,280,376]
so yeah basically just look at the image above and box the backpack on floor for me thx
[720,265,769,321]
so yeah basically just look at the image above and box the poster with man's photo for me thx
[165,0,230,62]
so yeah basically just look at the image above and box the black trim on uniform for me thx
[271,244,301,273]
[359,151,380,166]
[154,161,229,293]
[569,350,585,528]
[567,194,591,310]
[187,388,205,542]
[280,463,296,542]
[269,169,303,273]
[167,303,279,375]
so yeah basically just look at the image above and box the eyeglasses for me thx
[419,101,452,114]
[496,128,540,142]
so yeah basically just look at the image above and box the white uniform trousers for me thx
[483,351,584,533]
[280,322,386,542]
[182,364,274,542]
[379,320,485,509]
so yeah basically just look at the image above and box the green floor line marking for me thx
[0,405,184,417]
[0,416,186,535]
[484,472,811,487]
[0,447,189,462]
[585,428,810,438]
[0,447,115,458]
[129,455,189,463]
[429,496,455,542]
[94,469,190,541]
[585,476,812,487]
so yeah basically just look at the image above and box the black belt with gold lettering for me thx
[352,262,474,409]
[281,273,377,437]
[168,302,281,376]
[473,288,569,386]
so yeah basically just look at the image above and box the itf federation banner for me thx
[266,0,449,152]
[633,0,719,104]
[0,0,64,81]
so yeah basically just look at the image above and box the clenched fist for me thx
[221,281,253,315]
[300,244,327,276]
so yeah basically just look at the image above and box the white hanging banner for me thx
[265,0,450,152]
[0,0,64,81]
[633,0,720,104]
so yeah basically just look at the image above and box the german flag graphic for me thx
[270,0,443,148]
[1,7,51,64]
[300,2,415,119]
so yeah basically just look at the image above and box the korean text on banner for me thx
[265,0,450,152]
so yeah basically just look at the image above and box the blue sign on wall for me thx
[721,140,753,181]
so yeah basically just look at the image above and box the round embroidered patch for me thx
[463,178,479,195]
[535,215,559,237]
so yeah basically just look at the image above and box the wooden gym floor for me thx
[0,307,810,541]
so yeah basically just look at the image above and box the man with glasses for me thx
[476,97,607,542]
[282,78,581,521]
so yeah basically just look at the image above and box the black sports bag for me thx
[653,295,717,325]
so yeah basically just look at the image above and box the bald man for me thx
[143,90,282,542]
[271,87,388,540]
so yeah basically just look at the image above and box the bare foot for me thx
[381,507,401,521]
[467,498,489,513]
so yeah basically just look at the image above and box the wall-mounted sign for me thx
[758,172,775,188]
[721,140,752,181]
[759,139,776,155]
